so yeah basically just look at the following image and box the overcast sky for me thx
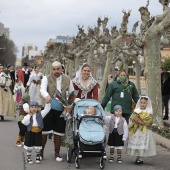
[0,0,163,58]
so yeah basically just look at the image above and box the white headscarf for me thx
[73,64,97,99]
[135,96,153,115]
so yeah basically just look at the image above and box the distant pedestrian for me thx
[15,93,30,147]
[105,74,114,91]
[10,65,16,94]
[0,64,15,120]
[126,96,157,164]
[162,72,170,120]
[26,66,43,106]
[13,80,25,105]
[17,63,31,87]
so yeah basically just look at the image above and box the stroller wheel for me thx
[99,158,105,169]
[75,156,81,169]
[67,147,73,163]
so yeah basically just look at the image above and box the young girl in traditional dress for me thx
[126,96,157,164]
[22,101,51,164]
[105,105,128,164]
[13,80,25,105]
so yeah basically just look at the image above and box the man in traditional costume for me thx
[40,61,74,161]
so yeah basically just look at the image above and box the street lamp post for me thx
[132,61,136,82]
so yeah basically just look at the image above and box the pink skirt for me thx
[16,93,22,103]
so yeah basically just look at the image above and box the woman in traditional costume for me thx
[0,64,15,120]
[72,63,98,100]
[26,66,43,106]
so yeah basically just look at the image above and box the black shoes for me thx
[35,154,41,164]
[26,155,33,164]
[163,116,169,120]
[135,158,143,164]
[1,116,4,121]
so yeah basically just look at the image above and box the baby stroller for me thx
[67,99,107,169]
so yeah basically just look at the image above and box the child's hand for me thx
[23,103,30,113]
[122,138,126,142]
[29,112,33,116]
[134,115,144,125]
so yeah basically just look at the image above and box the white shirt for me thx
[105,115,128,141]
[40,74,74,99]
[22,103,51,126]
[26,72,42,86]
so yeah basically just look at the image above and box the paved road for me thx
[0,116,170,170]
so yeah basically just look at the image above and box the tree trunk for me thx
[134,58,141,94]
[74,57,80,72]
[123,57,128,73]
[87,44,97,67]
[68,60,73,78]
[144,27,163,127]
[65,59,70,75]
[99,52,114,102]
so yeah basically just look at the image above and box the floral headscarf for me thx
[73,64,97,99]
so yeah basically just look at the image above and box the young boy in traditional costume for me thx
[105,105,128,163]
[126,96,157,164]
[22,101,51,164]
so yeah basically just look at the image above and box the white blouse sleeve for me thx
[104,116,111,124]
[21,114,31,126]
[122,120,128,141]
[69,80,75,93]
[13,84,18,94]
[41,103,51,118]
[40,76,49,98]
[26,73,33,86]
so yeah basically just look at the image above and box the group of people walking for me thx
[0,61,160,166]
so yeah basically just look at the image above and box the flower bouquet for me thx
[54,89,78,120]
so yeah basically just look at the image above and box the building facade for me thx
[0,23,9,38]
[22,43,38,58]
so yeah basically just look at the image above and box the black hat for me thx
[7,64,11,68]
[23,62,29,66]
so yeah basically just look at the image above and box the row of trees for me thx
[0,34,18,67]
[42,0,170,127]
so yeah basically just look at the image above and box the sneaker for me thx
[39,155,43,161]
[15,141,22,148]
[35,154,41,164]
[27,156,33,164]
[15,143,22,147]
[135,158,143,164]
[117,157,122,164]
[56,156,63,162]
[109,157,114,163]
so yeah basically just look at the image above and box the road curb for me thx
[153,132,170,150]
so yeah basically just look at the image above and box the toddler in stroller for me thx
[84,106,96,115]
[70,99,107,169]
